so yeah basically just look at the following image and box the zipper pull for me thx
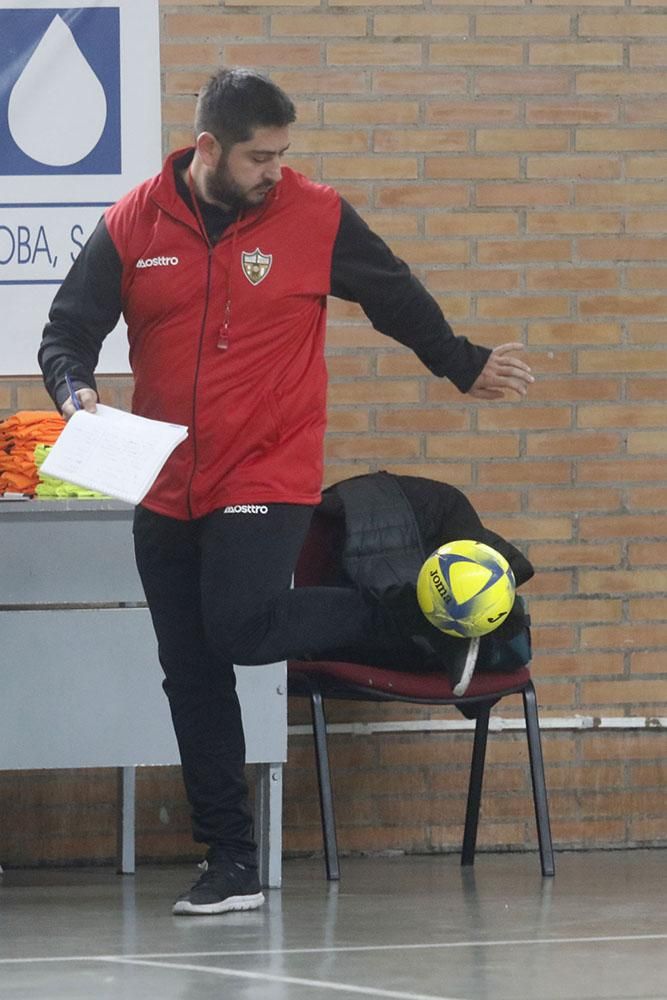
[217,299,231,350]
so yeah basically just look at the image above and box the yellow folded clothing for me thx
[34,443,109,500]
[34,481,110,499]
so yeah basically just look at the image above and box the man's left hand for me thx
[467,342,534,400]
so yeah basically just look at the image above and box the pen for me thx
[65,373,82,411]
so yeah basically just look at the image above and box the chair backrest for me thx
[294,511,342,587]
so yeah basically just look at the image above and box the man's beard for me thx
[204,159,274,211]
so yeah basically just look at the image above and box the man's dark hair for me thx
[195,68,296,148]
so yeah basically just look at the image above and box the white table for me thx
[0,500,286,887]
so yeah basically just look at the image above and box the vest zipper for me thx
[175,168,245,515]
[186,246,213,518]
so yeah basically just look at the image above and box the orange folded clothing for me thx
[0,410,66,496]
[0,411,64,442]
[0,469,37,493]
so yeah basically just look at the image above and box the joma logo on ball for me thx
[429,569,451,602]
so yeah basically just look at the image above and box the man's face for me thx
[204,126,291,210]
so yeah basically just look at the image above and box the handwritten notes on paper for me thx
[40,404,188,505]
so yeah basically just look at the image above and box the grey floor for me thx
[0,850,665,1000]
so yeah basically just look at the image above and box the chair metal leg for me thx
[461,704,491,866]
[309,686,340,881]
[522,681,555,877]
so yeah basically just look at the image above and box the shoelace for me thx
[193,858,248,886]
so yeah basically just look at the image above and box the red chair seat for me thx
[288,660,531,702]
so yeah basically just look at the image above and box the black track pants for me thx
[133,503,381,861]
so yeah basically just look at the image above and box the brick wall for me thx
[0,0,665,867]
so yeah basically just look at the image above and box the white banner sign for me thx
[0,0,162,375]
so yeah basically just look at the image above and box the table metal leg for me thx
[116,766,136,874]
[255,762,283,889]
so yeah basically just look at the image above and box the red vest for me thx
[105,150,341,520]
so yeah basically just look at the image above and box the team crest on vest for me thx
[241,248,272,285]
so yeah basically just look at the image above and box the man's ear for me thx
[195,131,221,168]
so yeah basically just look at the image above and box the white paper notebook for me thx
[40,404,188,505]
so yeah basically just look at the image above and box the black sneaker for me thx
[172,856,265,916]
[477,595,531,673]
[378,583,481,696]
[414,630,480,696]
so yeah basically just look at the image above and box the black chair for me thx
[287,512,555,881]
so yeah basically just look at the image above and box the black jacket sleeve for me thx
[38,217,123,411]
[330,199,491,392]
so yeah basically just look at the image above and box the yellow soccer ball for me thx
[416,539,516,638]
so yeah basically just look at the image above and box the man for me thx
[39,68,533,916]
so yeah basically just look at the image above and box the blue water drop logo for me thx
[9,15,107,167]
[0,7,121,176]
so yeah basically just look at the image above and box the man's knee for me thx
[205,612,266,665]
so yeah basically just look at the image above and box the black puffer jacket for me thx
[310,471,533,672]
[318,471,533,593]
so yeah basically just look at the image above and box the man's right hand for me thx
[61,387,99,420]
[467,342,534,400]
